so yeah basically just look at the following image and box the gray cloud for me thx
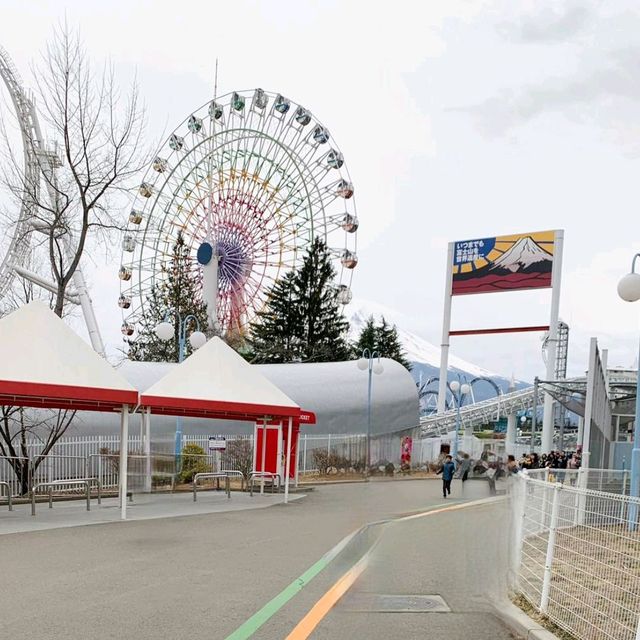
[497,3,592,43]
[452,47,640,144]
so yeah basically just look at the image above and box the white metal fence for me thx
[510,471,640,640]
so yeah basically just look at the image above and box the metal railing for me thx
[31,478,101,516]
[510,471,640,640]
[249,472,281,496]
[192,473,230,501]
[0,481,12,511]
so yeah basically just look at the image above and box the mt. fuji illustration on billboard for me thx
[451,230,555,296]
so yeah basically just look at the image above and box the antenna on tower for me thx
[214,58,219,101]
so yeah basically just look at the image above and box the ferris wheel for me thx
[119,88,359,339]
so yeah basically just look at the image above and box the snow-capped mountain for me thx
[346,299,497,378]
[489,237,552,274]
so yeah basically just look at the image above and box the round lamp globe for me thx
[617,272,640,302]
[155,321,173,341]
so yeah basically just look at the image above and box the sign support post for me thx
[541,230,564,453]
[437,242,454,414]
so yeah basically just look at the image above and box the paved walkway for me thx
[0,478,518,639]
[0,490,302,535]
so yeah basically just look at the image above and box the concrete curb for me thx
[491,598,561,640]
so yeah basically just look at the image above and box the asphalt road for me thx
[0,478,518,639]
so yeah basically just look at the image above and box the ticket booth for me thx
[253,411,316,480]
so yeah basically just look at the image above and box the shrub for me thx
[179,443,211,484]
[222,439,253,481]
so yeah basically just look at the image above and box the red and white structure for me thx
[139,337,314,503]
[0,302,137,518]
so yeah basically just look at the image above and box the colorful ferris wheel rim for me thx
[119,88,358,338]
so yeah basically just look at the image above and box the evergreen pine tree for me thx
[246,271,301,363]
[127,232,209,362]
[353,316,377,355]
[249,238,351,363]
[353,315,412,370]
[377,317,411,370]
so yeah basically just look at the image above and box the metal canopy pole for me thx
[119,406,129,520]
[260,417,267,495]
[284,417,293,504]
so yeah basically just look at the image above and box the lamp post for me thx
[450,377,470,459]
[617,253,640,528]
[155,313,207,457]
[357,350,383,475]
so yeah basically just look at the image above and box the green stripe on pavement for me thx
[224,500,473,640]
[224,531,357,640]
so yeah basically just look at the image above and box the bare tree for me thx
[2,22,148,317]
[0,24,148,492]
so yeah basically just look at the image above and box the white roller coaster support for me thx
[0,44,105,357]
[541,230,564,453]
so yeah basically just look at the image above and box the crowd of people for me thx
[517,450,582,471]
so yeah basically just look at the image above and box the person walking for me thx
[458,453,472,486]
[437,454,456,498]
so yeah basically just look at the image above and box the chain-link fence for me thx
[511,472,640,640]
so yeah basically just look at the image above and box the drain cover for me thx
[343,594,451,613]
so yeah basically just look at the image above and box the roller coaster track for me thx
[419,385,543,437]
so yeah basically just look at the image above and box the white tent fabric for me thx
[0,301,137,406]
[140,336,300,419]
[0,301,136,520]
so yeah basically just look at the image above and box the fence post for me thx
[327,434,331,459]
[540,482,562,614]
[621,469,629,521]
[512,472,528,590]
[302,435,307,476]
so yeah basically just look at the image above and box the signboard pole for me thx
[541,230,564,453]
[437,242,454,414]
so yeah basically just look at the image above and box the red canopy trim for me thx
[299,410,316,425]
[0,380,138,412]
[140,394,301,422]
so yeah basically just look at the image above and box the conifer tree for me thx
[128,232,209,362]
[249,239,351,363]
[353,315,411,370]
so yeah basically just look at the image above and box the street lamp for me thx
[617,253,640,528]
[450,378,471,458]
[357,349,383,475]
[155,313,207,457]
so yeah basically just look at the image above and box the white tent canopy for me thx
[140,336,300,421]
[0,301,137,410]
[0,301,137,519]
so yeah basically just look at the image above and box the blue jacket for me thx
[441,461,456,481]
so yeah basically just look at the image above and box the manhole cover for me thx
[343,594,451,613]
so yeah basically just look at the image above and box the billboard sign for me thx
[451,230,556,296]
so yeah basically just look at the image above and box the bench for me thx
[31,478,102,516]
[192,473,230,501]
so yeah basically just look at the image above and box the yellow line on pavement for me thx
[284,498,501,640]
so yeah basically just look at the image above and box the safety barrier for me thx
[192,473,230,501]
[0,481,12,511]
[220,470,246,491]
[31,478,101,516]
[249,472,281,496]
[510,471,640,640]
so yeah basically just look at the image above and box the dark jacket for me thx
[440,461,456,481]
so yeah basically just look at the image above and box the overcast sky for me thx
[2,0,640,381]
